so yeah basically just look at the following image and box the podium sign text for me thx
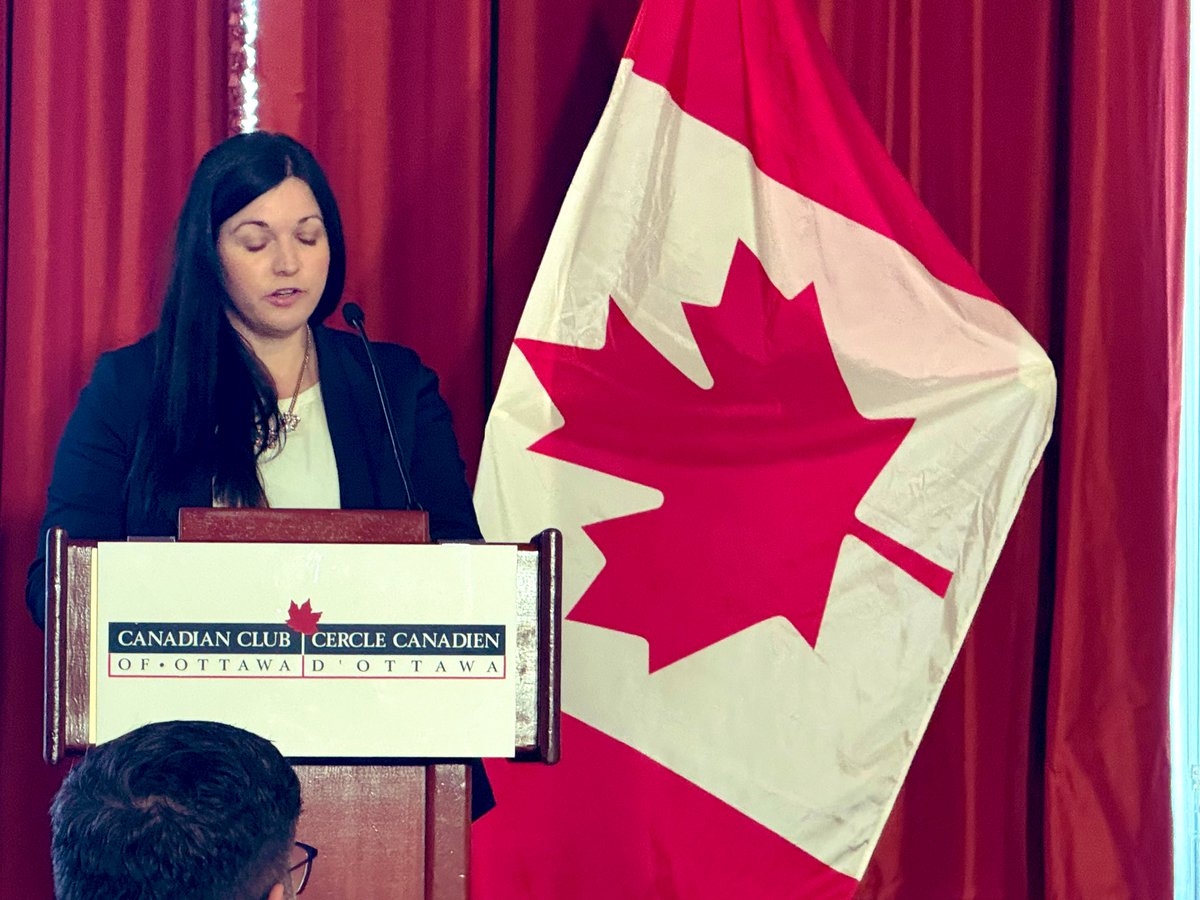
[91,542,519,757]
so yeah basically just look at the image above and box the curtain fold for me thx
[487,0,645,395]
[1041,0,1185,895]
[0,4,226,892]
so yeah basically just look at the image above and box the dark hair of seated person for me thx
[50,720,301,900]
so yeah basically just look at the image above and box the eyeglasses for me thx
[288,841,319,895]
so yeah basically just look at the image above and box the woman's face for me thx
[217,176,330,344]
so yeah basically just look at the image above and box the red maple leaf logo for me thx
[517,241,953,672]
[285,599,323,636]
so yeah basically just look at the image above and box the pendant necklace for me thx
[265,328,310,450]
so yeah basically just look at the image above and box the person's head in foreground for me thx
[51,720,308,900]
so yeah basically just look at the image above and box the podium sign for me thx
[91,542,519,757]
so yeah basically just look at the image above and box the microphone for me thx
[342,303,421,510]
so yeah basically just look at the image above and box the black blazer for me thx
[25,324,494,815]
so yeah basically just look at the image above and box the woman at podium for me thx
[26,130,482,620]
[24,131,494,815]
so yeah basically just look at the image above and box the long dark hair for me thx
[132,132,346,511]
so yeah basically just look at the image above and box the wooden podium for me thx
[43,509,562,899]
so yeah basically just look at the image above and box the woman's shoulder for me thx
[315,324,426,376]
[83,333,157,392]
[93,333,156,375]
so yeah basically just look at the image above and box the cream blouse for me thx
[257,382,341,509]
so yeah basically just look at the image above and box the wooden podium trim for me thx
[44,533,94,764]
[524,529,561,764]
[43,527,66,765]
[178,507,431,544]
[536,528,562,764]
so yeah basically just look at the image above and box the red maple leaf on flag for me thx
[517,241,953,672]
[285,599,322,636]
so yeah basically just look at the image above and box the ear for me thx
[267,883,286,900]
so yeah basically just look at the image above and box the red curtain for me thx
[0,3,226,893]
[1043,0,1184,893]
[0,1,1183,898]
[253,0,493,470]
[488,0,647,393]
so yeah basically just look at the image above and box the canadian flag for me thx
[473,0,1054,896]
